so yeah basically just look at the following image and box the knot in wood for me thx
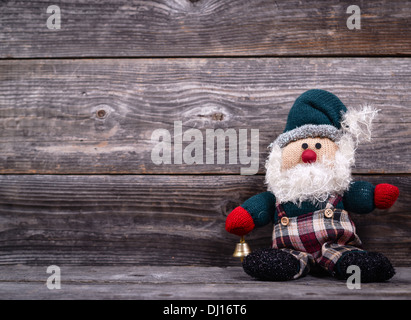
[96,109,107,119]
[211,112,224,121]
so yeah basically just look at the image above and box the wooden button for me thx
[324,208,334,218]
[280,217,289,226]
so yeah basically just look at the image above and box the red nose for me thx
[302,149,317,163]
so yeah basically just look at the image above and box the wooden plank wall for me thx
[0,0,410,267]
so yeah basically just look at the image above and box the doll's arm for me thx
[225,192,276,236]
[343,181,399,214]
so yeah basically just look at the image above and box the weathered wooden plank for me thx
[0,58,410,174]
[1,0,410,58]
[0,175,409,267]
[0,266,410,300]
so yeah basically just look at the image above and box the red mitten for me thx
[374,183,399,209]
[225,206,255,236]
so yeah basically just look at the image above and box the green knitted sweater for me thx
[242,181,375,226]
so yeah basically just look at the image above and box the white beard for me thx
[265,134,356,205]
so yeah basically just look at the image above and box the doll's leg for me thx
[319,243,395,282]
[242,248,313,281]
[334,251,395,282]
[317,243,363,276]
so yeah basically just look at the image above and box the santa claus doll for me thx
[225,89,399,282]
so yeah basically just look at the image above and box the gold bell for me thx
[232,236,251,262]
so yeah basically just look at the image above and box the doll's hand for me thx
[374,184,399,209]
[225,206,255,236]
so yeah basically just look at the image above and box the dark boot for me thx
[242,248,300,281]
[335,251,395,282]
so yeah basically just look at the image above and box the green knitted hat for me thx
[275,89,348,148]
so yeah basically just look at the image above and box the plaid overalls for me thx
[272,194,363,279]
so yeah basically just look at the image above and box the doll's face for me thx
[266,135,355,204]
[281,138,338,171]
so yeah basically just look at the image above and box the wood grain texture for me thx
[0,174,409,267]
[1,0,410,58]
[0,58,410,174]
[1,265,410,299]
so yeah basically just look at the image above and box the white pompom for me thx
[340,105,379,145]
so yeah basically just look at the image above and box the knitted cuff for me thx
[274,124,340,148]
[225,207,255,236]
[374,184,399,209]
